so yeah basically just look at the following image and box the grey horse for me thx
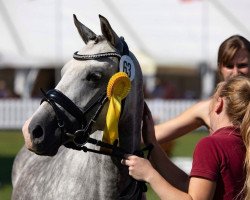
[11,15,145,200]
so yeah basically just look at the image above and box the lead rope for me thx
[78,137,154,159]
[119,143,154,200]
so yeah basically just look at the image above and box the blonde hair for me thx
[216,76,250,199]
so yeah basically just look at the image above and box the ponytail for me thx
[217,76,250,199]
[241,103,250,199]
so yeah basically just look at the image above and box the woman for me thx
[123,76,250,199]
[155,35,250,143]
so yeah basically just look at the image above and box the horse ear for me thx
[99,15,120,48]
[73,14,97,44]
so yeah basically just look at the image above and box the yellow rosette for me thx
[103,72,131,144]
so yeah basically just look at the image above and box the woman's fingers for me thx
[121,155,153,182]
[121,154,136,166]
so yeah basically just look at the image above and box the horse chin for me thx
[26,136,61,156]
[25,145,55,156]
[30,146,60,156]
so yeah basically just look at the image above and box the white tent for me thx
[1,0,250,70]
[1,0,250,98]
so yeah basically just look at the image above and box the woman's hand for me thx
[142,102,157,145]
[121,155,156,183]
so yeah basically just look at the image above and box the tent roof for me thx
[1,0,250,70]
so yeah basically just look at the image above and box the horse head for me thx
[22,15,144,158]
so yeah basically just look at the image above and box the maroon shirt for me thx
[190,126,245,200]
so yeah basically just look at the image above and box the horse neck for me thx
[119,60,144,154]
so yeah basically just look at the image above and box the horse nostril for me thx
[32,126,44,139]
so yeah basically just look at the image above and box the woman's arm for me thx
[189,177,216,200]
[154,99,211,143]
[123,103,216,200]
[123,155,192,200]
[122,155,216,200]
[142,103,190,190]
[149,140,190,191]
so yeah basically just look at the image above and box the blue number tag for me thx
[119,55,135,81]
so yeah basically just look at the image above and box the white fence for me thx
[0,99,40,129]
[0,99,197,129]
[146,99,196,124]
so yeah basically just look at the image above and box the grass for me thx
[171,130,208,157]
[0,130,24,200]
[0,130,208,200]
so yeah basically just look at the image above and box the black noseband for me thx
[41,88,108,145]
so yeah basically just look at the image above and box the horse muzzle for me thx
[23,106,65,156]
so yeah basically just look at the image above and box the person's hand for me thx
[121,155,155,182]
[142,102,157,145]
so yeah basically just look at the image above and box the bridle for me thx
[41,49,126,157]
[41,37,152,199]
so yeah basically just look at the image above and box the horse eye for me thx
[86,72,102,82]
